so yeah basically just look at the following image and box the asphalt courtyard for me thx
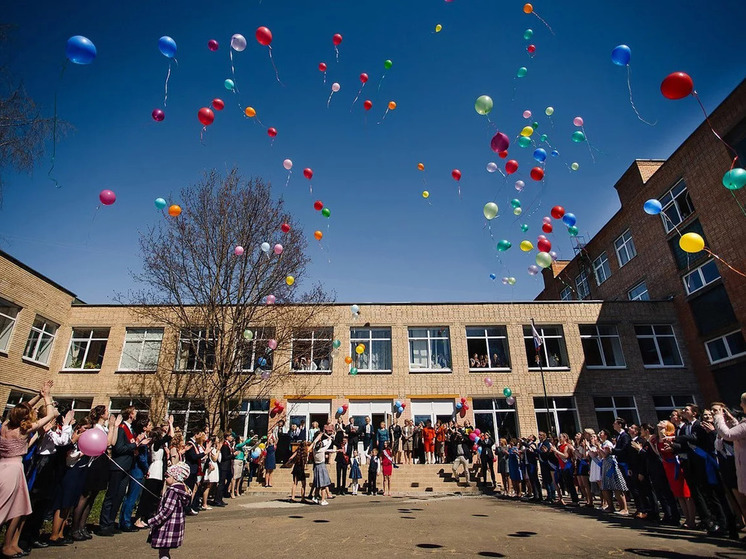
[29,494,746,559]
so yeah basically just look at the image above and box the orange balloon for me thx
[388,101,397,110]
[417,163,424,171]
[314,230,323,241]
[523,3,533,13]
[168,205,182,217]
[245,106,256,118]
[344,356,352,365]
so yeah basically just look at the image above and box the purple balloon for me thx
[78,428,108,456]
[490,131,510,153]
[99,189,116,206]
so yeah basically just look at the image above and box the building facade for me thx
[537,79,746,405]
[2,249,701,439]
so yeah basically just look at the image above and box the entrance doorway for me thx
[286,400,331,441]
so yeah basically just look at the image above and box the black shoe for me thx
[30,540,49,549]
[83,528,94,539]
[120,525,138,533]
[72,531,88,542]
[97,528,115,537]
[213,501,227,507]
[48,538,69,546]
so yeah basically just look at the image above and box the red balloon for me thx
[550,205,565,219]
[363,100,372,111]
[318,62,327,72]
[267,127,277,138]
[527,44,536,54]
[498,150,508,159]
[151,109,165,122]
[256,26,272,46]
[538,239,552,253]
[401,403,406,409]
[530,166,545,181]
[207,39,219,51]
[661,72,694,100]
[359,73,369,83]
[542,223,553,234]
[451,169,462,181]
[198,107,214,126]
[211,98,225,111]
[303,168,313,180]
[313,200,323,211]
[505,160,519,174]
[490,131,510,153]
[332,33,343,46]
[281,223,291,233]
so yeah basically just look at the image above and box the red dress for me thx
[657,441,690,498]
[381,449,394,476]
[423,427,436,453]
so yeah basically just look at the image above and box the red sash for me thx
[120,423,135,444]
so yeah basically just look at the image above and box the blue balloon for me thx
[337,407,344,415]
[158,36,177,58]
[562,213,577,227]
[66,36,97,65]
[551,149,560,158]
[533,148,547,163]
[611,44,631,66]
[397,406,404,414]
[489,273,496,280]
[643,199,662,215]
[251,449,261,459]
[257,357,267,367]
[394,400,401,407]
[455,402,463,410]
[154,197,167,210]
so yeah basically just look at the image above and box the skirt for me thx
[589,459,603,483]
[52,462,89,510]
[313,463,331,488]
[382,462,393,477]
[265,447,276,471]
[292,464,307,483]
[402,439,413,452]
[232,460,244,480]
[601,457,628,492]
[0,459,32,524]
[84,455,110,494]
[350,461,362,481]
[206,463,219,484]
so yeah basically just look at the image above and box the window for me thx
[579,325,626,368]
[670,220,706,270]
[286,400,331,437]
[473,398,518,441]
[0,298,20,353]
[408,327,452,371]
[560,286,573,301]
[291,328,333,372]
[575,270,590,300]
[64,328,109,370]
[23,316,59,365]
[689,285,738,337]
[350,327,392,372]
[119,328,163,371]
[705,330,746,364]
[533,396,578,436]
[3,390,34,420]
[592,252,611,286]
[238,327,274,372]
[168,399,206,434]
[653,395,694,422]
[466,327,510,370]
[614,230,637,267]
[109,397,152,415]
[635,325,683,367]
[176,328,215,371]
[660,179,694,232]
[229,400,270,439]
[523,325,569,369]
[593,396,640,432]
[683,260,720,295]
[409,400,455,426]
[55,397,94,423]
[628,281,650,301]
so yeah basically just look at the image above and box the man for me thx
[215,432,234,505]
[346,417,359,450]
[523,436,542,501]
[450,431,470,486]
[298,420,307,443]
[335,436,351,495]
[625,424,644,516]
[537,431,555,502]
[361,416,374,453]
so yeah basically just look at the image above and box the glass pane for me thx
[414,415,430,427]
[582,338,603,366]
[553,397,574,408]
[466,327,485,337]
[635,325,653,336]
[91,329,109,339]
[653,396,672,408]
[110,398,132,411]
[495,411,517,441]
[467,339,488,368]
[545,338,566,367]
[140,340,161,369]
[350,328,369,340]
[658,337,683,366]
[24,329,41,358]
[534,411,554,434]
[0,315,15,352]
[684,271,703,293]
[578,325,595,336]
[653,325,674,336]
[430,338,451,369]
[472,399,493,411]
[292,340,313,370]
[370,339,391,370]
[524,338,538,367]
[600,336,625,367]
[701,260,721,283]
[614,396,635,408]
[706,338,728,362]
[410,339,429,368]
[638,338,660,365]
[120,341,141,370]
[485,327,504,337]
[556,410,579,436]
[371,329,390,339]
[474,413,495,438]
[408,328,428,338]
[86,339,107,368]
[725,332,746,356]
[249,400,270,411]
[593,396,613,408]
[595,411,616,433]
[488,338,510,368]
[597,325,617,336]
[169,400,189,412]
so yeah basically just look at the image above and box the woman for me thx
[391,420,402,464]
[184,432,210,514]
[230,436,247,498]
[376,421,390,453]
[308,421,319,443]
[134,417,174,528]
[49,419,89,545]
[576,430,594,507]
[712,400,746,527]
[402,419,414,465]
[479,432,496,487]
[264,433,277,487]
[413,422,423,464]
[200,438,220,509]
[169,428,184,466]
[287,441,308,502]
[380,440,394,497]
[552,433,579,505]
[507,439,523,498]
[422,421,435,464]
[435,420,446,465]
[496,438,510,495]
[1,380,58,558]
[599,429,628,515]
[120,414,152,530]
[657,420,696,527]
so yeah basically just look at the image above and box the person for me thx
[422,420,436,464]
[346,418,359,452]
[496,438,510,494]
[575,430,593,507]
[599,428,628,515]
[402,419,414,465]
[381,441,395,496]
[588,432,604,504]
[391,420,402,464]
[264,433,277,488]
[289,423,300,442]
[552,432,578,505]
[507,439,523,498]
[334,436,350,495]
[712,399,746,526]
[147,462,191,559]
[230,435,248,498]
[451,431,470,486]
[183,431,210,515]
[216,432,233,503]
[310,425,334,505]
[376,421,390,453]
[523,436,542,501]
[120,413,152,531]
[366,447,380,495]
[287,441,308,502]
[636,423,679,525]
[1,380,58,558]
[657,420,696,528]
[276,419,291,464]
[413,422,424,464]
[135,418,174,528]
[308,421,319,444]
[298,420,307,443]
[199,437,219,510]
[479,432,496,487]
[435,420,447,465]
[349,448,363,495]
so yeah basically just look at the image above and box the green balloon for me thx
[332,339,341,349]
[540,133,548,142]
[531,121,539,129]
[475,95,493,116]
[507,277,516,286]
[321,207,331,218]
[536,252,553,268]
[243,329,254,340]
[516,67,528,78]
[568,225,579,236]
[497,239,512,252]
[483,201,498,220]
[723,168,746,190]
[571,162,580,171]
[503,387,512,397]
[523,29,533,40]
[384,59,393,70]
[350,367,358,375]
[545,106,554,116]
[510,198,521,208]
[571,130,586,143]
[517,136,532,148]
[520,223,529,232]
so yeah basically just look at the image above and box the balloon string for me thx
[692,92,739,161]
[284,170,291,188]
[532,12,555,35]
[581,126,596,163]
[351,84,365,110]
[104,454,161,499]
[377,107,389,125]
[200,125,207,144]
[267,46,283,85]
[704,248,746,279]
[334,46,339,63]
[163,60,172,107]
[322,71,326,85]
[326,91,334,109]
[229,50,239,94]
[626,65,656,126]
[48,60,68,189]
[377,72,386,93]
[729,189,746,218]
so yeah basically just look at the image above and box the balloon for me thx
[355,344,365,355]
[255,26,272,46]
[537,234,547,241]
[168,205,181,217]
[570,162,580,171]
[484,377,493,387]
[486,162,498,173]
[251,449,261,459]
[208,39,219,51]
[422,190,429,199]
[573,116,584,127]
[267,127,278,138]
[489,273,496,280]
[211,99,225,111]
[452,169,462,181]
[515,180,525,192]
[542,223,553,234]
[551,206,565,219]
[527,44,536,54]
[244,106,256,117]
[234,246,244,256]
[528,264,540,276]
[384,59,393,70]
[321,208,331,218]
[363,100,373,111]
[198,108,214,126]
[533,148,547,162]
[571,131,586,143]
[661,72,694,100]
[319,62,327,72]
[151,109,165,122]
[522,110,532,119]
[523,3,533,13]
[65,36,97,65]
[723,168,746,190]
[513,207,522,216]
[243,329,254,340]
[505,160,519,174]
[510,198,521,209]
[524,29,533,40]
[506,396,515,406]
[332,33,343,46]
[503,387,512,397]
[337,407,344,415]
[545,106,554,116]
[435,24,442,32]
[497,239,512,252]
[498,150,508,159]
[552,150,560,158]
[283,159,293,171]
[475,95,494,115]
[350,367,358,375]
[304,168,313,180]
[158,36,177,58]
[520,240,533,252]
[536,250,552,267]
[517,67,528,78]
[520,126,534,137]
[99,190,116,206]
[530,167,544,181]
[260,370,271,380]
[540,134,548,142]
[490,131,510,153]
[273,243,283,255]
[225,79,236,91]
[154,198,167,210]
[360,73,369,83]
[679,232,705,253]
[517,136,532,148]
[313,200,324,211]
[562,213,577,226]
[351,304,360,314]
[261,242,271,253]
[520,224,529,232]
[643,199,662,215]
[281,223,291,233]
[611,44,631,66]
[268,339,278,350]
[483,202,498,220]
[474,429,481,436]
[388,101,397,110]
[78,428,108,456]
[265,294,276,305]
[456,402,463,410]
[285,276,295,286]
[568,225,579,236]
[345,356,353,365]
[550,250,558,261]
[398,406,404,414]
[502,277,509,285]
[314,230,323,241]
[231,34,247,51]
[331,82,340,92]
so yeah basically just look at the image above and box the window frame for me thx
[592,252,611,286]
[523,325,570,370]
[683,259,721,296]
[0,297,21,354]
[593,396,640,431]
[23,315,59,366]
[559,286,573,301]
[614,230,637,268]
[175,328,216,372]
[575,270,590,300]
[290,327,333,373]
[465,326,511,371]
[472,398,519,441]
[350,327,393,373]
[634,324,684,368]
[533,396,579,436]
[167,399,206,433]
[408,327,453,373]
[579,324,626,369]
[653,395,695,422]
[55,396,94,423]
[109,397,152,415]
[63,328,110,371]
[705,329,746,365]
[118,328,164,372]
[238,327,275,373]
[627,281,650,301]
[229,400,270,439]
[659,179,694,233]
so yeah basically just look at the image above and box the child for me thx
[349,448,363,495]
[366,447,380,495]
[287,441,308,502]
[147,462,191,559]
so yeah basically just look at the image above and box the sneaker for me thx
[320,500,329,506]
[201,505,212,510]
[311,497,319,504]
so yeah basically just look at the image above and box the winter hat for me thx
[166,462,190,482]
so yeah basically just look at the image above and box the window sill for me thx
[528,367,570,371]
[585,366,627,370]
[0,349,8,358]
[642,365,685,369]
[709,354,746,366]
[60,368,101,373]
[292,370,332,375]
[409,369,453,374]
[172,369,214,373]
[350,370,393,374]
[116,369,157,374]
[469,368,511,373]
[21,357,50,369]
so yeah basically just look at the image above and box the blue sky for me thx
[2,1,745,304]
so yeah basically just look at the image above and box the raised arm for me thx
[714,412,746,442]
[29,383,58,432]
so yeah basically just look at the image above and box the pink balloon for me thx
[523,110,532,119]
[234,246,244,256]
[273,243,283,255]
[573,116,584,127]
[484,377,493,387]
[99,189,116,206]
[267,339,278,350]
[78,428,108,457]
[474,429,481,436]
[543,216,552,224]
[207,39,219,51]
[265,294,276,305]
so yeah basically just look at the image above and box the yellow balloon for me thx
[258,443,265,449]
[513,207,522,216]
[520,126,534,137]
[520,240,533,252]
[245,107,257,118]
[285,276,295,286]
[388,101,397,110]
[435,24,442,33]
[679,232,705,254]
[422,190,429,199]
[355,344,365,354]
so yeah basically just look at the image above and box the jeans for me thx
[453,456,470,483]
[99,470,130,530]
[119,471,144,527]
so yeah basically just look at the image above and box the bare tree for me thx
[123,168,334,433]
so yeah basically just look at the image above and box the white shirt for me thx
[37,425,73,455]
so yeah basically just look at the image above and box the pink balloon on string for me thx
[273,244,283,255]
[78,429,108,456]
[234,246,244,256]
[573,116,584,127]
[99,190,116,205]
[267,339,278,350]
[265,294,276,305]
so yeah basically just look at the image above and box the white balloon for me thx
[283,159,293,170]
[514,180,525,192]
[260,242,270,253]
[231,34,247,52]
[486,162,498,173]
[331,82,341,92]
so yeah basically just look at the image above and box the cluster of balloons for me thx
[455,397,470,412]
[394,399,406,414]
[336,403,349,415]
[355,343,366,355]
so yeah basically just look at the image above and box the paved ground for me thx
[30,494,746,558]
